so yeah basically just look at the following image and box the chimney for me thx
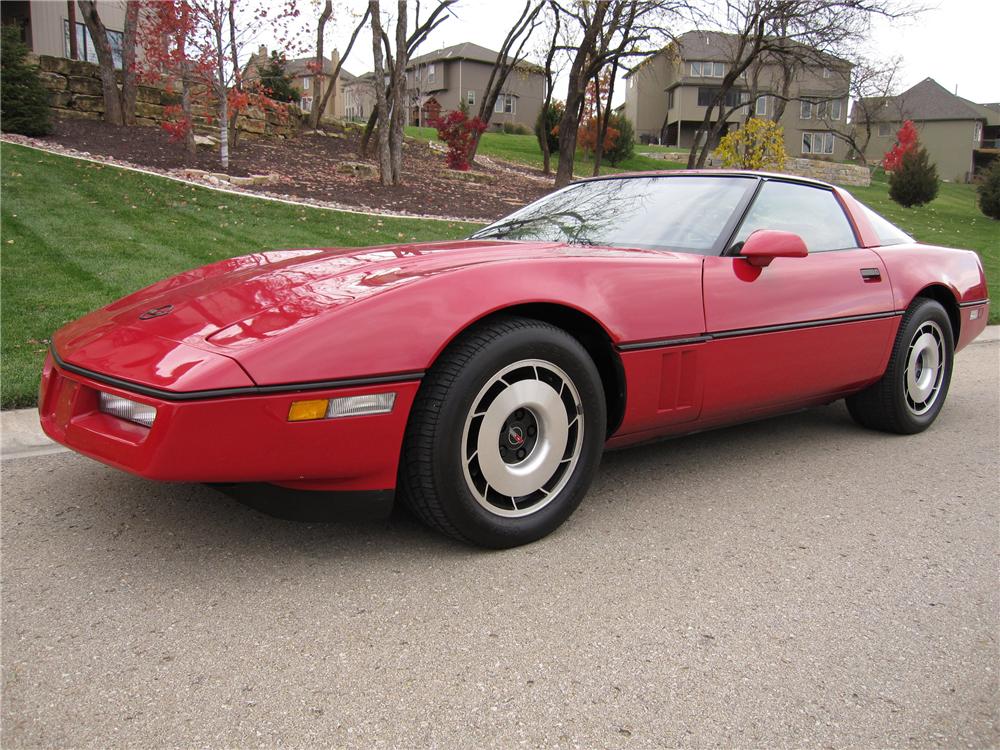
[258,45,267,59]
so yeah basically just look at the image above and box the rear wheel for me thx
[846,298,954,434]
[399,316,606,548]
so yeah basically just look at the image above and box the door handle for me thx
[860,268,882,282]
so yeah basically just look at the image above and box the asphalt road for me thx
[3,340,998,749]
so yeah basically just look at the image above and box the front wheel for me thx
[399,316,606,548]
[846,298,954,434]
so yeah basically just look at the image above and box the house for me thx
[245,46,356,120]
[403,42,545,129]
[624,30,852,160]
[343,72,378,122]
[1,0,132,67]
[853,78,1000,182]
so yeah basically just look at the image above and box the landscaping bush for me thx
[716,117,787,170]
[889,146,939,207]
[1,26,52,137]
[502,122,530,135]
[604,113,635,165]
[534,101,563,154]
[977,158,1000,220]
[431,109,487,170]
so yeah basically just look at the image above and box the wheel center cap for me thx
[506,425,525,447]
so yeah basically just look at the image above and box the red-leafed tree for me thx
[139,0,304,168]
[882,119,918,172]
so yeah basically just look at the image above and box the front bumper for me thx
[38,353,420,491]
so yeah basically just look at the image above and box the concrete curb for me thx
[4,326,996,462]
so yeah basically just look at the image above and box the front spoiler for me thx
[38,353,420,492]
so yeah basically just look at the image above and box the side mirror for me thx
[739,230,808,267]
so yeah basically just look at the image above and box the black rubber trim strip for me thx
[50,347,423,402]
[616,311,902,352]
[958,299,989,308]
[617,335,712,352]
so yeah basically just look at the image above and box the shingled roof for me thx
[857,78,997,124]
[407,42,543,73]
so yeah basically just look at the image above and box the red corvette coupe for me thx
[40,172,989,547]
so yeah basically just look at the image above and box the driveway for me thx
[2,339,997,749]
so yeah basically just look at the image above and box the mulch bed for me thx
[36,117,552,221]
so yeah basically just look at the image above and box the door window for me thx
[731,181,858,253]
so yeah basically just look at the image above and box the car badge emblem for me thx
[138,304,174,320]
[507,425,525,447]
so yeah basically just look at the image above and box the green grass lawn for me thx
[406,126,683,176]
[0,143,478,409]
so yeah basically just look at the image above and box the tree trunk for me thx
[77,1,123,125]
[310,0,333,129]
[215,12,229,169]
[538,4,560,176]
[315,8,371,127]
[227,0,241,150]
[120,1,138,125]
[181,66,196,158]
[553,1,607,188]
[369,1,392,185]
[387,1,407,184]
[67,1,78,60]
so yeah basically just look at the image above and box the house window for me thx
[467,89,475,106]
[697,87,744,108]
[494,94,515,114]
[64,20,123,68]
[302,76,310,91]
[823,67,832,78]
[427,63,436,83]
[300,96,313,113]
[800,99,813,119]
[816,99,842,120]
[755,95,768,116]
[878,122,891,137]
[802,131,835,155]
[690,61,724,78]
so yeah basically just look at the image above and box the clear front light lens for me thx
[98,392,157,428]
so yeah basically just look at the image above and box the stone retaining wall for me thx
[31,54,302,139]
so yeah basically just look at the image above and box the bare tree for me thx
[469,0,546,160]
[359,0,456,158]
[537,1,562,175]
[369,0,392,184]
[832,56,902,164]
[552,0,682,187]
[77,0,123,125]
[309,0,334,129]
[388,0,408,183]
[312,7,372,129]
[121,1,139,125]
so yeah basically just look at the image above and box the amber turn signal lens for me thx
[287,399,329,422]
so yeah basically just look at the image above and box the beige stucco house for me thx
[2,0,132,66]
[625,30,852,160]
[403,42,545,129]
[853,78,1000,183]
[246,46,356,121]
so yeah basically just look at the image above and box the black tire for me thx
[399,316,606,548]
[846,298,954,434]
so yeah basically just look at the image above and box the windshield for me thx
[470,175,756,254]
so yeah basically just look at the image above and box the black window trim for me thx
[720,176,862,256]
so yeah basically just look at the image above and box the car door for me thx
[700,178,897,420]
